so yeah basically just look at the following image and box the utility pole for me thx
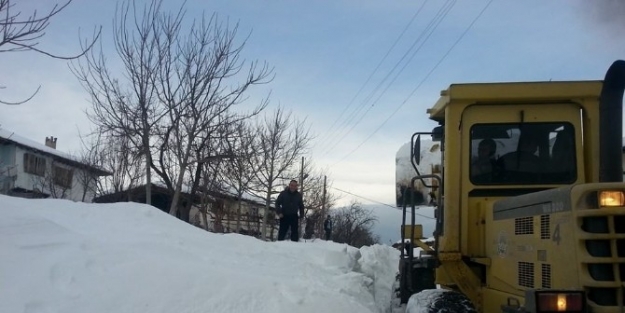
[299,156,304,240]
[300,156,304,197]
[321,175,327,214]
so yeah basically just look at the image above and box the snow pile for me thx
[0,195,400,313]
[359,245,403,313]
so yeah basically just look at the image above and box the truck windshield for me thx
[470,122,576,185]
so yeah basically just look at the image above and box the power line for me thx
[319,1,453,156]
[314,0,430,151]
[331,0,494,167]
[319,0,456,157]
[330,186,435,219]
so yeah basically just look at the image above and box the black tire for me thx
[412,267,436,291]
[407,289,477,313]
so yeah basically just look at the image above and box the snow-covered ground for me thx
[1,195,400,313]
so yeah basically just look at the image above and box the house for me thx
[0,128,111,202]
[93,183,278,239]
[193,186,278,239]
[92,183,198,215]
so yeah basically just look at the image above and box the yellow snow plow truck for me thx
[397,60,625,313]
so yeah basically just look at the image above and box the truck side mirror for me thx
[413,134,421,165]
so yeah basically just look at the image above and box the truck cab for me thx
[399,60,625,312]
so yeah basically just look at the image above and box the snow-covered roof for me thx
[0,128,111,176]
[221,185,263,203]
[146,182,270,208]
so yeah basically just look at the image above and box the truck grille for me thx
[540,215,550,239]
[518,262,534,288]
[541,263,551,288]
[515,217,533,235]
[580,210,625,307]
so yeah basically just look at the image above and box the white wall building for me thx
[0,128,111,202]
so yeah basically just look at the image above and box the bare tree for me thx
[75,135,102,202]
[78,131,142,199]
[150,11,271,218]
[299,165,339,238]
[331,201,380,248]
[250,107,311,240]
[223,121,259,232]
[71,0,170,206]
[193,154,228,231]
[1,0,100,105]
[74,0,272,211]
[192,161,219,231]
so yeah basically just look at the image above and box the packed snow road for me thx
[0,195,400,313]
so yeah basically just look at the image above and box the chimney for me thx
[45,136,57,149]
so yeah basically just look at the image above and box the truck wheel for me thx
[406,289,477,313]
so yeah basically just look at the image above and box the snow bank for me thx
[0,195,400,313]
[359,245,402,313]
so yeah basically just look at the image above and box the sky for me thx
[1,0,625,215]
[367,204,436,245]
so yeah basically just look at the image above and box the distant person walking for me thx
[276,179,305,242]
[323,215,333,241]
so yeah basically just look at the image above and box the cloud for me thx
[575,0,625,38]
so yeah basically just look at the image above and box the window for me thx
[23,153,46,177]
[470,122,576,185]
[53,165,73,188]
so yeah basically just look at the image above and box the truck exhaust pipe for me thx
[599,60,625,183]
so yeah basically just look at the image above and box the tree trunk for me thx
[256,212,260,235]
[236,193,242,233]
[81,180,89,202]
[246,212,251,235]
[201,207,209,231]
[168,163,188,216]
[180,201,191,223]
[144,133,152,206]
[262,191,271,240]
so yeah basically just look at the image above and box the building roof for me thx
[93,183,202,204]
[94,183,274,209]
[0,128,112,176]
[220,185,268,205]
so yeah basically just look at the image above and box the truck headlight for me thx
[599,191,625,207]
[535,291,585,312]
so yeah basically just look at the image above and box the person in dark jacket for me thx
[323,215,332,241]
[275,179,305,241]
